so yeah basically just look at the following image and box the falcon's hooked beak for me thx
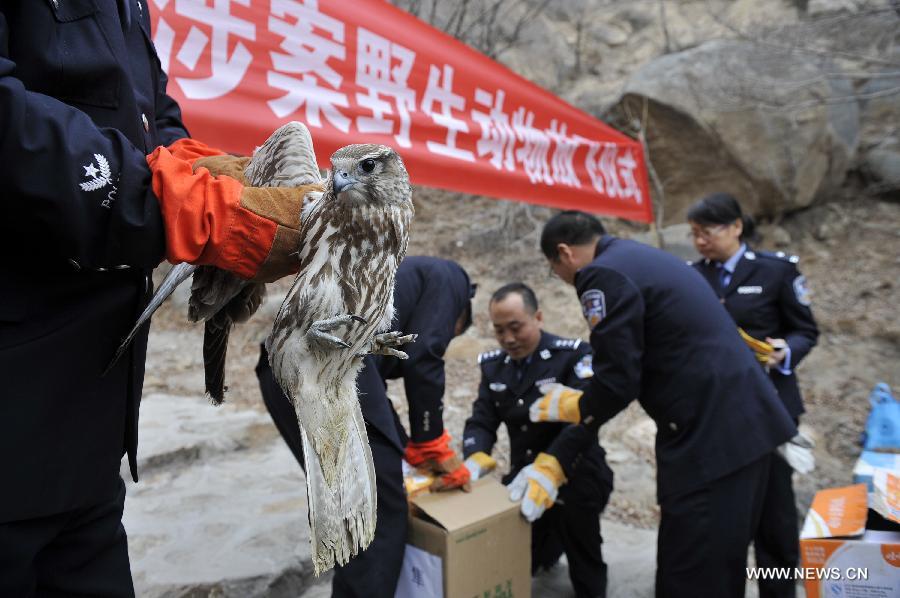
[333,170,358,194]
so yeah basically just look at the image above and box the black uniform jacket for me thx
[692,249,819,419]
[359,256,473,449]
[558,236,796,501]
[462,331,613,508]
[0,2,187,522]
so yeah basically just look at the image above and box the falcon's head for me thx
[329,144,410,207]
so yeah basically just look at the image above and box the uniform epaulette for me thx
[551,338,582,351]
[757,250,800,264]
[477,349,504,364]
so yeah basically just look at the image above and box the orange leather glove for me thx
[167,137,226,163]
[405,431,471,492]
[147,145,320,283]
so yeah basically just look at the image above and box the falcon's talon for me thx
[310,313,366,332]
[368,331,416,357]
[308,328,352,350]
[383,348,409,360]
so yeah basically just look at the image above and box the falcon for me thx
[107,122,323,403]
[267,143,414,575]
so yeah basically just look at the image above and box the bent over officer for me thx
[463,283,613,598]
[531,211,797,598]
[1,3,310,595]
[688,192,819,598]
[257,256,475,597]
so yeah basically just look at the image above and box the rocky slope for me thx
[125,1,899,595]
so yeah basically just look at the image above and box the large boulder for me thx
[857,67,900,193]
[607,39,860,223]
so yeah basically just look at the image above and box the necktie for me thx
[717,264,729,289]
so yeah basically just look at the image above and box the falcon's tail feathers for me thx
[203,317,232,405]
[103,262,198,375]
[300,405,377,576]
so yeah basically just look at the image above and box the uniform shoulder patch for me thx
[477,349,504,364]
[758,250,800,264]
[792,274,812,306]
[552,337,581,351]
[579,289,607,329]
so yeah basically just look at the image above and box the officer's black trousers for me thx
[656,454,771,598]
[0,477,134,598]
[754,452,799,598]
[257,352,408,598]
[532,503,607,598]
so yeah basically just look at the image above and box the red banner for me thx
[150,0,653,223]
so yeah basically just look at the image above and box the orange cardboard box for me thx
[799,483,900,597]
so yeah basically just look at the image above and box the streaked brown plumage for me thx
[267,143,414,575]
[108,122,322,403]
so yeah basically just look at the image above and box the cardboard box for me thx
[852,451,900,490]
[395,478,531,598]
[799,484,900,598]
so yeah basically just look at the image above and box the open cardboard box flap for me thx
[800,483,869,540]
[410,478,517,531]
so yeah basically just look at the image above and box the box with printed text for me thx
[799,483,900,598]
[395,478,531,598]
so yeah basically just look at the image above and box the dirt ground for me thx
[144,187,900,537]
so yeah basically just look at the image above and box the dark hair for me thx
[490,282,539,314]
[540,210,606,260]
[686,192,756,242]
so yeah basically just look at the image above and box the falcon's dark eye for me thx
[360,158,377,174]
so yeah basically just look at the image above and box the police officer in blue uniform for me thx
[257,256,476,598]
[688,192,819,598]
[463,283,612,598]
[532,211,797,598]
[1,3,313,594]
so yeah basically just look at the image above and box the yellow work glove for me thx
[507,453,567,522]
[530,383,583,424]
[738,328,774,365]
[463,451,497,481]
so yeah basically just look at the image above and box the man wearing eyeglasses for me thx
[257,256,476,597]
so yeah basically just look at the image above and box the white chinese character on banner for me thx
[616,148,644,204]
[512,107,553,185]
[153,0,256,100]
[355,28,416,148]
[471,88,515,171]
[582,141,643,203]
[267,0,350,132]
[545,120,582,187]
[420,65,475,162]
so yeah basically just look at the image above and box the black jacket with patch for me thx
[0,1,187,522]
[555,236,796,501]
[692,250,819,419]
[462,331,613,508]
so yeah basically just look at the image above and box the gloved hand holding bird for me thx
[110,122,416,575]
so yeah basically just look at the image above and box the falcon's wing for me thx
[104,262,198,375]
[245,121,322,188]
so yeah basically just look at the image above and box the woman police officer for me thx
[687,192,819,598]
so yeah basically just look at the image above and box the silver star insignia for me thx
[83,163,99,178]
